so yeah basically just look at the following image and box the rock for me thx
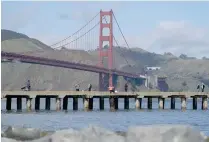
[32,126,125,142]
[126,125,206,142]
[3,126,48,141]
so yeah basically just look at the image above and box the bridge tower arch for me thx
[98,9,113,91]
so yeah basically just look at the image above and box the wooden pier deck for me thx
[1,91,209,111]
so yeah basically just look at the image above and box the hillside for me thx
[1,29,209,91]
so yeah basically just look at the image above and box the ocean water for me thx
[1,98,209,136]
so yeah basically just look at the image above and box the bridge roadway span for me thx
[1,51,146,79]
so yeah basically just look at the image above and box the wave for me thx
[1,125,208,142]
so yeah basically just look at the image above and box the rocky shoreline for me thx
[1,125,209,142]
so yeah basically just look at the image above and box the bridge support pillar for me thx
[73,97,78,110]
[202,97,208,110]
[193,97,197,110]
[26,98,32,111]
[147,97,152,109]
[35,96,40,110]
[6,97,12,111]
[158,97,165,109]
[99,97,104,110]
[56,98,61,111]
[181,97,186,110]
[171,97,175,109]
[45,97,51,110]
[124,97,129,110]
[135,98,142,109]
[63,96,68,110]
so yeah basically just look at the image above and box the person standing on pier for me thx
[26,80,31,91]
[197,84,200,92]
[125,83,128,92]
[75,84,80,91]
[109,86,115,93]
[88,83,92,91]
[201,83,205,92]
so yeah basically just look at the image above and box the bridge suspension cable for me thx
[103,16,131,67]
[50,12,100,48]
[112,12,132,51]
[53,21,100,50]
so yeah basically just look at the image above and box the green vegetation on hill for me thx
[1,29,209,91]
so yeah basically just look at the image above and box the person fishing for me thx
[201,83,205,92]
[21,79,31,91]
[108,86,115,93]
[197,84,200,92]
[75,84,80,91]
[88,83,92,91]
[125,83,128,92]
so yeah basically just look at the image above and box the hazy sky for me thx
[2,1,209,58]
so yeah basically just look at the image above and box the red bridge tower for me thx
[98,10,114,91]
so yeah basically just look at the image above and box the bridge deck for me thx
[1,91,209,99]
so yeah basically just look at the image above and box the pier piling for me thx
[124,97,129,110]
[158,97,165,109]
[202,97,208,110]
[193,97,197,110]
[45,97,51,110]
[6,97,12,110]
[171,97,175,109]
[99,97,104,110]
[135,98,142,109]
[56,98,61,110]
[35,97,40,110]
[147,97,152,109]
[73,97,78,110]
[26,98,32,111]
[63,96,68,110]
[181,97,186,110]
[17,97,22,110]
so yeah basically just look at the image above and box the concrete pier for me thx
[158,97,164,109]
[56,98,61,110]
[202,97,208,110]
[135,98,142,109]
[181,97,186,110]
[2,91,209,111]
[26,98,32,111]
